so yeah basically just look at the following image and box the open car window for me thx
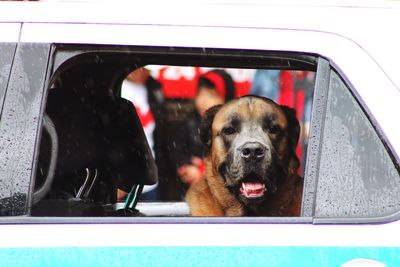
[31,45,316,219]
[24,44,399,223]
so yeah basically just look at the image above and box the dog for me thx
[185,95,303,216]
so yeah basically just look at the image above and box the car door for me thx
[1,7,400,266]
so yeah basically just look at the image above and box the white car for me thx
[0,1,400,266]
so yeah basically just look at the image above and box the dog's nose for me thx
[240,142,266,161]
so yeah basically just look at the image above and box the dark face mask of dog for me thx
[200,96,300,206]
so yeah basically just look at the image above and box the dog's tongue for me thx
[240,182,266,198]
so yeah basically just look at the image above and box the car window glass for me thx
[0,43,16,115]
[0,43,49,216]
[315,70,400,218]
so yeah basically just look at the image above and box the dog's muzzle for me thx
[236,142,270,200]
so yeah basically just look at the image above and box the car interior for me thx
[32,83,157,217]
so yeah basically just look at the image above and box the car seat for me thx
[32,87,157,216]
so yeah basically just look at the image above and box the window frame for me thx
[28,44,319,223]
[301,57,330,218]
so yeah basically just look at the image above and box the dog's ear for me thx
[200,104,223,154]
[280,105,300,154]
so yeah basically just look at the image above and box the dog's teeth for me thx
[262,184,266,189]
[242,183,246,190]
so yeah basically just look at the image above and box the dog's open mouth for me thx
[239,181,267,198]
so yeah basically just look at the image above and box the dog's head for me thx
[200,95,300,206]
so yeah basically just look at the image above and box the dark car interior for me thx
[32,60,157,216]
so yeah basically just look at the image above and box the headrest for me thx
[44,88,157,193]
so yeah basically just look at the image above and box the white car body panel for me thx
[0,23,20,42]
[1,221,400,248]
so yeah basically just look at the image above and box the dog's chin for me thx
[239,193,266,206]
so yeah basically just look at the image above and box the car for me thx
[1,1,400,266]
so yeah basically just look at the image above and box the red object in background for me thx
[202,71,228,99]
[278,71,295,108]
[235,80,251,97]
[157,66,252,99]
[278,71,308,172]
[158,67,201,98]
[278,71,307,122]
[294,89,305,166]
[135,106,155,128]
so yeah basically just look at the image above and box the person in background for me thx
[120,67,166,200]
[172,69,235,196]
[250,69,280,101]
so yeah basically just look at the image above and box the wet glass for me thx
[315,71,400,218]
[0,43,16,115]
[0,43,50,216]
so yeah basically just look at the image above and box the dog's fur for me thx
[186,96,303,216]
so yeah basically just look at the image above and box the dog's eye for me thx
[269,125,281,134]
[222,127,236,135]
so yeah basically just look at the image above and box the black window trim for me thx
[34,44,321,224]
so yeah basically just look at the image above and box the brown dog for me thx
[185,96,303,216]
